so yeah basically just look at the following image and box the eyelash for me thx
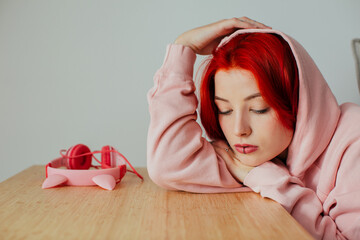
[251,108,270,114]
[218,110,232,115]
[218,108,269,115]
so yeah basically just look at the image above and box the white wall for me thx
[1,0,359,182]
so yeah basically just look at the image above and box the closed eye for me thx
[218,110,233,115]
[251,108,269,114]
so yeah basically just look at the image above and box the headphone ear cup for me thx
[67,144,92,169]
[101,146,112,168]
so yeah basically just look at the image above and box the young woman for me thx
[147,17,360,239]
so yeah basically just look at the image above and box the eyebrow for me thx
[214,93,262,102]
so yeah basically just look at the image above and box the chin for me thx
[235,155,262,167]
[237,153,274,167]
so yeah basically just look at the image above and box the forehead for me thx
[214,68,259,96]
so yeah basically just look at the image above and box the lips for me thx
[234,144,258,154]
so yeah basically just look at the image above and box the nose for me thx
[234,112,252,137]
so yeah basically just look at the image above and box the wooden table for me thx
[0,166,313,239]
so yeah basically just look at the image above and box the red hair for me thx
[200,33,299,140]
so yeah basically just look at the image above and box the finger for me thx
[215,18,254,35]
[238,16,272,29]
[221,17,262,31]
[240,16,272,29]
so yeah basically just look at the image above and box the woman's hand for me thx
[212,141,255,183]
[224,154,255,183]
[174,17,271,55]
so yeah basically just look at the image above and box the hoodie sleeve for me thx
[244,157,360,240]
[147,44,245,193]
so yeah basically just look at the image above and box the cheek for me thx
[261,117,293,147]
[218,116,232,137]
[255,113,284,136]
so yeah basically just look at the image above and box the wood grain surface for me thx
[0,166,313,239]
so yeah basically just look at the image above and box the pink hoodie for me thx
[147,29,360,240]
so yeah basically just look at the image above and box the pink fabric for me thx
[147,29,360,239]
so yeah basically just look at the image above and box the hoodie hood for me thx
[217,29,341,178]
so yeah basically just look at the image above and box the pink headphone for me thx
[42,144,143,190]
